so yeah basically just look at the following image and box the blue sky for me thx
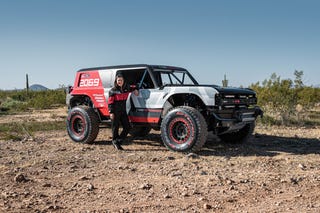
[0,0,319,89]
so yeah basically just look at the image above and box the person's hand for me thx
[133,89,139,96]
[110,113,114,120]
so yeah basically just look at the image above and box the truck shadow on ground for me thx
[202,133,320,157]
[91,133,320,156]
[132,133,320,157]
[91,133,165,152]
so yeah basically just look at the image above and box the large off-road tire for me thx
[67,106,99,144]
[129,126,151,137]
[218,122,255,144]
[161,106,208,152]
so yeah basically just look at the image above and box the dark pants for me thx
[111,110,130,142]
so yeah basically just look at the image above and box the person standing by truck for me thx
[108,73,139,150]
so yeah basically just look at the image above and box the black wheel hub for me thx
[169,118,191,144]
[71,115,85,136]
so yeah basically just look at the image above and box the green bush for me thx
[250,71,320,126]
[0,89,65,112]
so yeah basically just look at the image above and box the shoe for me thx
[112,140,124,150]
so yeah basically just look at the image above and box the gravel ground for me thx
[0,108,320,212]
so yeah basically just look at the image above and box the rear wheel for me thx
[67,106,99,144]
[161,106,208,153]
[219,122,255,144]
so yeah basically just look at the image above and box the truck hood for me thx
[200,84,256,96]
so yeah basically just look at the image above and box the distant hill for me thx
[29,84,48,91]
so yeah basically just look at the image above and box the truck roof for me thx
[78,64,188,72]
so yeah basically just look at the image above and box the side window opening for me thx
[160,73,172,85]
[116,69,154,89]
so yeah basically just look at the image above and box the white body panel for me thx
[131,86,218,109]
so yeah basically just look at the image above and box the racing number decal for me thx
[79,78,100,87]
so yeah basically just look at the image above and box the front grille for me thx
[215,93,257,108]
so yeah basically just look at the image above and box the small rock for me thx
[181,192,189,197]
[280,179,286,183]
[70,182,78,188]
[200,171,208,175]
[229,185,235,190]
[227,198,236,203]
[139,183,152,190]
[203,203,212,209]
[1,192,9,199]
[186,153,199,159]
[198,197,208,202]
[79,176,90,181]
[46,205,61,210]
[290,177,299,185]
[162,187,168,192]
[163,194,171,199]
[14,173,27,183]
[27,137,34,141]
[42,183,51,187]
[130,168,136,172]
[240,179,249,183]
[192,190,201,195]
[275,202,281,206]
[166,156,175,160]
[151,158,158,162]
[171,172,182,177]
[39,193,48,198]
[119,208,130,213]
[298,164,306,170]
[226,179,234,185]
[87,183,94,191]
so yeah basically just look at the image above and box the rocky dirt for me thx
[0,108,320,212]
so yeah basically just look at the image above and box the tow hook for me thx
[255,106,264,118]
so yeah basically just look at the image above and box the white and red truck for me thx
[66,64,263,152]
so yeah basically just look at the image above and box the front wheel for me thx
[161,106,208,153]
[67,106,99,144]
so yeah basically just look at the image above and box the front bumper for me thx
[211,106,263,127]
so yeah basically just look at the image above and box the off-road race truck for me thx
[66,64,263,152]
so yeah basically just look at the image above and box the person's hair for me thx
[116,73,123,78]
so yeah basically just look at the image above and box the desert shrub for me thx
[0,122,26,141]
[259,114,281,126]
[297,87,320,107]
[0,89,65,112]
[27,90,65,109]
[250,71,320,126]
[0,97,28,112]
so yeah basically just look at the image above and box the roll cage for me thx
[117,66,199,90]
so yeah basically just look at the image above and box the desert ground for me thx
[1,108,320,212]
